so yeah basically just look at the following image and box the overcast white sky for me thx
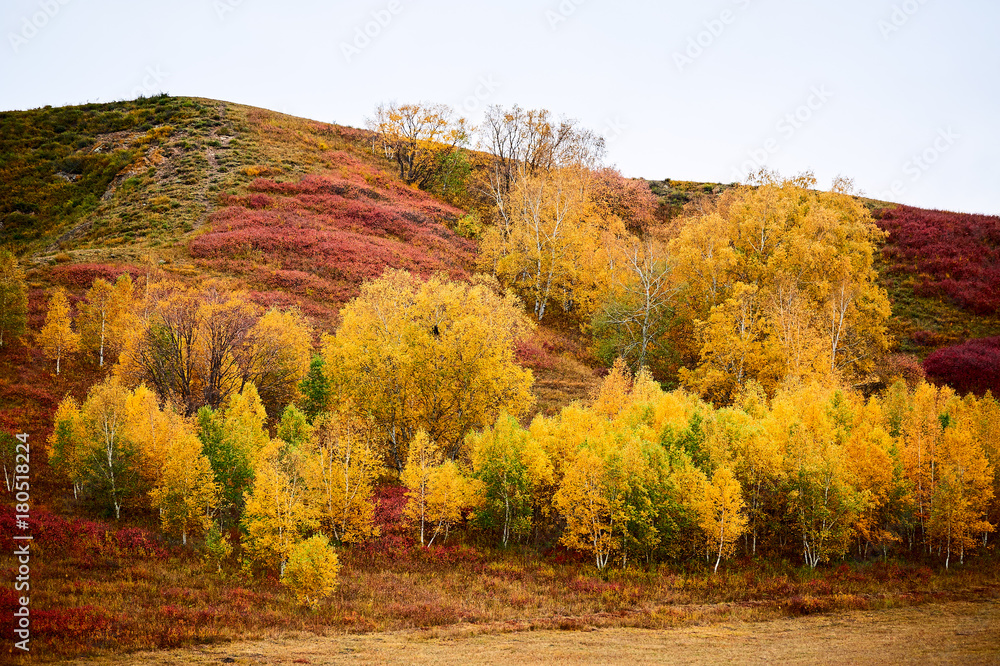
[2,0,998,214]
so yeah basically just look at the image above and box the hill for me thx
[2,97,999,663]
[0,96,599,449]
[4,96,999,403]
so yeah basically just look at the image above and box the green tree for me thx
[469,413,552,547]
[298,356,331,423]
[0,249,28,348]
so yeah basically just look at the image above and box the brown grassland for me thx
[64,600,1000,665]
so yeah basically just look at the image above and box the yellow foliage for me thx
[325,270,534,471]
[671,176,890,402]
[242,438,310,574]
[224,383,270,469]
[479,166,616,324]
[401,430,442,546]
[304,411,382,544]
[149,426,218,545]
[37,288,80,374]
[47,396,87,498]
[282,534,340,610]
[693,467,749,572]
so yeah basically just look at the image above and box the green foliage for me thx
[196,405,252,529]
[469,413,551,547]
[277,404,313,450]
[204,523,233,572]
[0,249,28,347]
[298,356,330,424]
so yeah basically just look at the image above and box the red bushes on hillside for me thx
[924,336,1000,396]
[49,263,144,288]
[191,170,475,305]
[875,206,1000,314]
[0,504,168,563]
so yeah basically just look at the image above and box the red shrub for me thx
[49,263,144,288]
[874,206,1000,314]
[0,505,168,562]
[924,336,1000,396]
[191,170,473,307]
[516,339,556,370]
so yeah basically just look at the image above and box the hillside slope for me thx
[3,96,997,399]
[0,96,600,444]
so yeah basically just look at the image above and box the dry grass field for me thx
[64,600,1000,665]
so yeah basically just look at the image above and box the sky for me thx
[2,0,998,215]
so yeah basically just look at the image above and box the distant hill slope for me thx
[0,96,599,419]
[1,95,476,317]
[2,96,996,379]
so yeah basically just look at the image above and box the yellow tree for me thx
[707,393,783,555]
[150,426,218,545]
[928,411,995,568]
[401,430,441,546]
[694,467,749,572]
[901,381,952,548]
[965,393,1000,546]
[683,283,779,403]
[0,249,28,348]
[366,101,470,187]
[37,288,80,374]
[282,534,341,610]
[843,397,905,558]
[480,166,612,324]
[304,411,382,544]
[79,377,140,520]
[554,445,616,568]
[241,438,311,575]
[424,460,477,546]
[118,283,310,415]
[670,175,890,401]
[325,270,534,471]
[776,385,864,568]
[591,357,635,420]
[223,383,271,466]
[79,276,135,367]
[244,307,313,413]
[468,412,552,547]
[47,396,87,499]
[122,384,173,491]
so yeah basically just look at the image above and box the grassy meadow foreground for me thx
[1,95,999,662]
[64,601,1000,665]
